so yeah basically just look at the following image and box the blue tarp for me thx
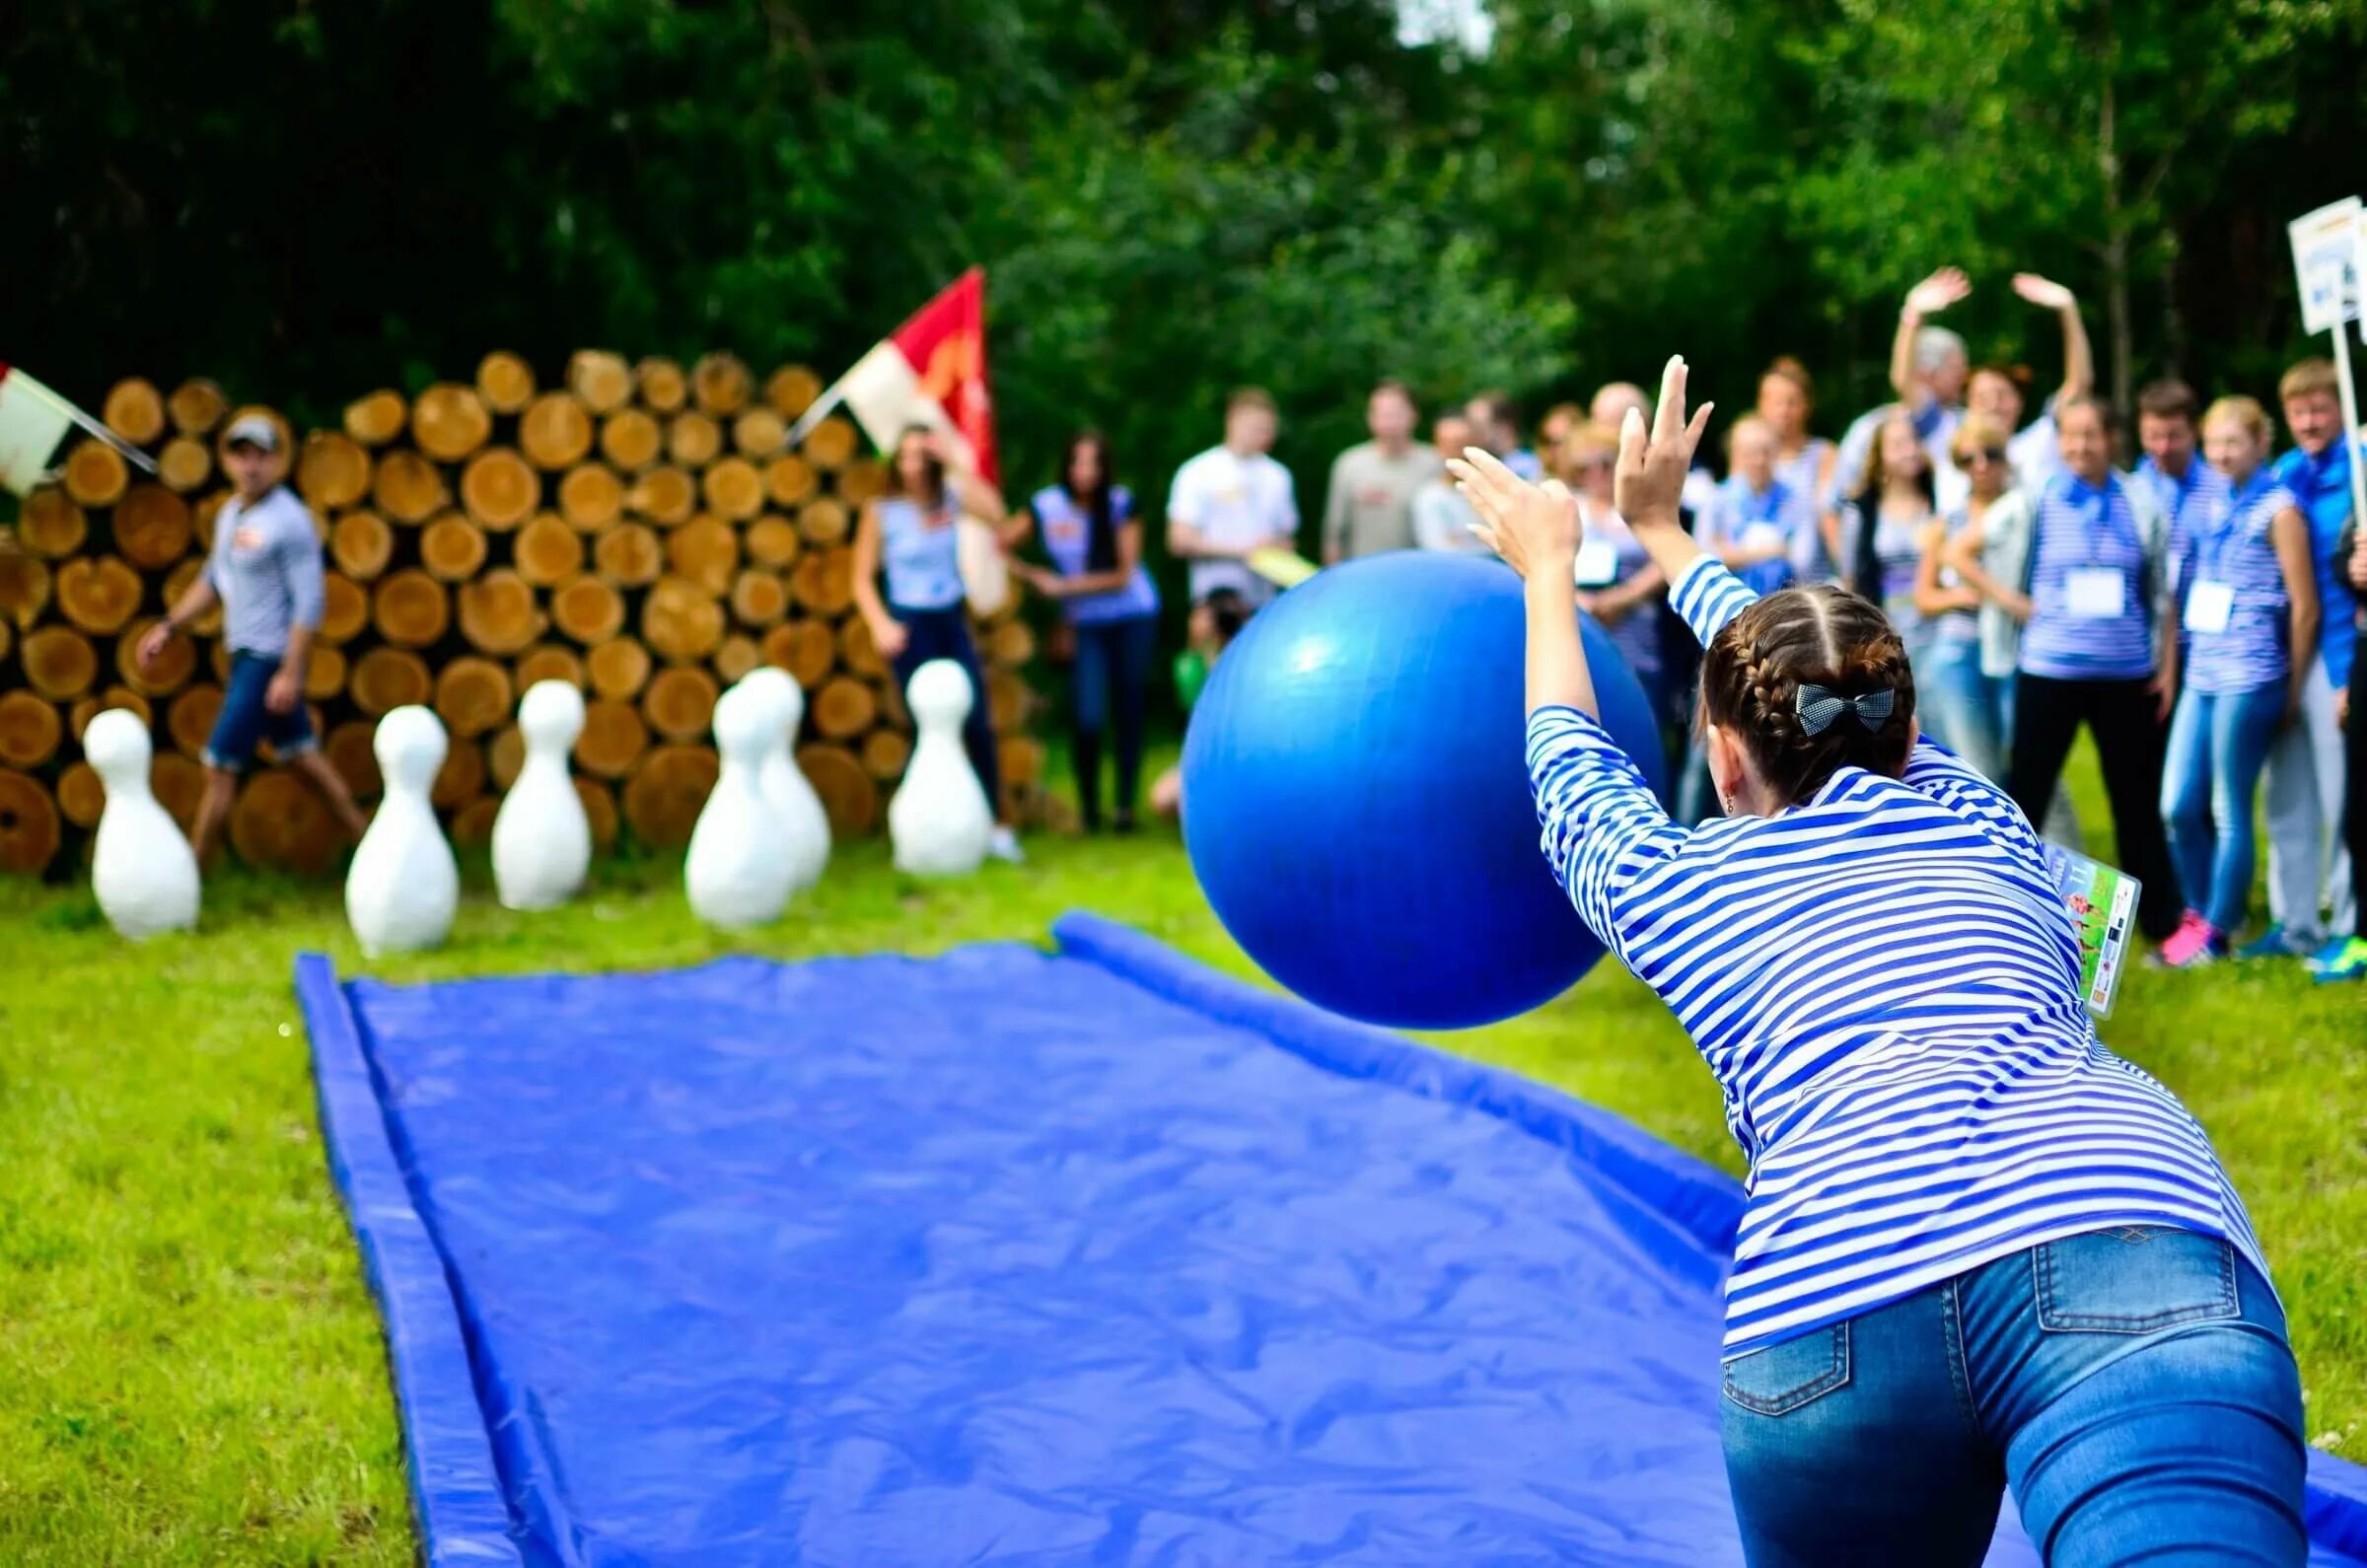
[296,913,2367,1566]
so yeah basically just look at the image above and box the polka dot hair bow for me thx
[1794,682,1895,736]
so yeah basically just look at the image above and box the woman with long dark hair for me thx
[850,425,1025,863]
[1010,431,1161,832]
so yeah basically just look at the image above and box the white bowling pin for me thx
[346,705,459,956]
[889,658,994,877]
[492,680,592,910]
[732,666,830,891]
[84,709,200,939]
[685,681,797,928]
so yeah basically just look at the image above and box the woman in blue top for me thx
[1008,431,1162,832]
[2155,396,2321,966]
[1451,359,2304,1567]
[850,426,1022,863]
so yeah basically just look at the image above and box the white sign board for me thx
[2289,196,2361,334]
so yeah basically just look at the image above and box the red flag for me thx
[801,268,999,484]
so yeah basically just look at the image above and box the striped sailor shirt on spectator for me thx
[2019,470,2158,682]
[2177,468,2300,695]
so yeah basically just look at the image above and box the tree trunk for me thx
[594,521,664,587]
[576,699,649,779]
[0,691,63,769]
[421,515,490,582]
[462,448,540,531]
[523,392,595,469]
[642,576,724,662]
[169,378,230,438]
[2097,24,2133,409]
[104,378,167,446]
[434,656,514,738]
[587,636,652,700]
[19,487,87,558]
[568,350,634,414]
[765,365,822,419]
[331,511,394,580]
[344,389,408,447]
[159,436,213,493]
[729,568,789,626]
[628,465,695,526]
[374,450,451,524]
[515,514,586,586]
[55,556,143,635]
[765,453,818,508]
[230,769,343,876]
[636,357,688,414]
[298,431,373,510]
[621,743,719,848]
[350,648,433,716]
[746,516,803,567]
[667,516,741,595]
[111,484,194,569]
[796,743,876,835]
[713,633,759,685]
[601,408,664,472]
[320,573,370,643]
[789,546,854,614]
[558,463,624,532]
[797,497,850,546]
[0,769,61,875]
[412,383,494,462]
[551,577,626,645]
[64,440,129,507]
[458,569,540,655]
[761,619,835,688]
[168,684,226,757]
[733,407,787,459]
[641,665,719,741]
[516,643,586,692]
[373,568,453,648]
[23,626,99,699]
[691,352,753,416]
[701,457,764,522]
[476,350,538,414]
[666,412,723,468]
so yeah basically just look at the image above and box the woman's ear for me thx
[1704,723,1744,816]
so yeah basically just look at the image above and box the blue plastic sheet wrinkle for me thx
[295,912,2367,1567]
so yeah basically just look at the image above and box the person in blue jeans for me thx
[2156,397,2322,966]
[849,426,1024,864]
[1008,432,1161,832]
[1915,414,2019,773]
[1455,357,2306,1567]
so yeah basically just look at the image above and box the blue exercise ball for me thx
[1182,551,1666,1030]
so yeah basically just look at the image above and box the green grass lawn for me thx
[0,739,2359,1563]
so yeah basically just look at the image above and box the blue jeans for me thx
[203,651,316,772]
[2162,681,2286,931]
[1921,635,2009,784]
[1723,1227,2304,1565]
[889,605,1001,814]
[1069,614,1156,824]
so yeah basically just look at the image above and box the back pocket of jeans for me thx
[1722,1323,1850,1416]
[2033,1226,2238,1334]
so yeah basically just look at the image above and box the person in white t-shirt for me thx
[1166,388,1300,608]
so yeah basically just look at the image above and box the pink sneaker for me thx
[2153,911,2223,969]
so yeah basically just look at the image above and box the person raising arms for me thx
[1450,358,2303,1567]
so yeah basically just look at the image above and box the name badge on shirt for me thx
[2183,579,2236,635]
[2066,568,2126,619]
[233,526,264,550]
[1573,538,1620,588]
[1739,522,1784,554]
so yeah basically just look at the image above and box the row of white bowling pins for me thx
[82,658,1001,951]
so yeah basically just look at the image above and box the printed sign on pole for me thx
[2289,196,2362,334]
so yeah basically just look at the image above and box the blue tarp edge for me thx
[293,952,523,1567]
[1048,910,2367,1555]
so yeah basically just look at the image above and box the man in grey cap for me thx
[139,413,368,861]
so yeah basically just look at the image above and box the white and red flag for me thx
[0,364,84,496]
[791,268,999,484]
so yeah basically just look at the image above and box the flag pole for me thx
[2332,279,2367,538]
[25,377,160,477]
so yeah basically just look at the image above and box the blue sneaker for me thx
[2309,936,2367,984]
[2235,924,2310,960]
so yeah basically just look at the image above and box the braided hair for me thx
[1699,584,1916,806]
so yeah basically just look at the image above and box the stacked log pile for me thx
[0,354,1044,878]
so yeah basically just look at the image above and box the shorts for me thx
[203,651,317,772]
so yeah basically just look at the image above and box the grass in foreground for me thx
[0,742,2359,1563]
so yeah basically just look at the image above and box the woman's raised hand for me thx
[1904,267,1972,318]
[1614,355,1713,532]
[1447,449,1577,581]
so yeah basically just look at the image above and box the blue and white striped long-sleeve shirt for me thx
[1526,556,2265,1358]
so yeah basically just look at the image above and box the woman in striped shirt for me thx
[2155,398,2322,965]
[2001,396,2188,942]
[1451,359,2304,1566]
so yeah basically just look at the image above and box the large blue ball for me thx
[1182,552,1665,1030]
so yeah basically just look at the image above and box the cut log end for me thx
[343,390,408,447]
[730,568,789,626]
[57,761,107,829]
[373,450,450,525]
[476,351,538,414]
[297,431,372,510]
[56,557,145,636]
[586,637,652,701]
[628,466,695,527]
[524,392,596,471]
[434,656,515,739]
[621,744,719,849]
[764,453,818,509]
[19,488,88,559]
[25,626,102,700]
[713,633,760,685]
[568,350,634,415]
[515,514,586,586]
[642,576,725,663]
[0,770,62,876]
[745,516,802,568]
[642,665,720,741]
[331,511,394,581]
[557,463,624,532]
[419,515,490,582]
[349,648,433,717]
[701,457,764,522]
[861,727,912,782]
[550,576,626,646]
[412,383,494,463]
[636,357,687,414]
[64,440,130,508]
[666,411,722,468]
[230,769,345,878]
[374,568,453,648]
[515,643,587,691]
[320,573,369,645]
[0,691,64,769]
[577,700,649,779]
[667,516,740,596]
[112,484,195,569]
[159,436,214,493]
[601,408,664,472]
[789,546,855,616]
[765,365,823,419]
[812,676,878,741]
[103,379,168,447]
[690,352,753,417]
[458,569,541,656]
[168,684,225,758]
[797,744,877,836]
[593,521,663,588]
[462,447,540,531]
[170,379,231,438]
[761,619,835,689]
